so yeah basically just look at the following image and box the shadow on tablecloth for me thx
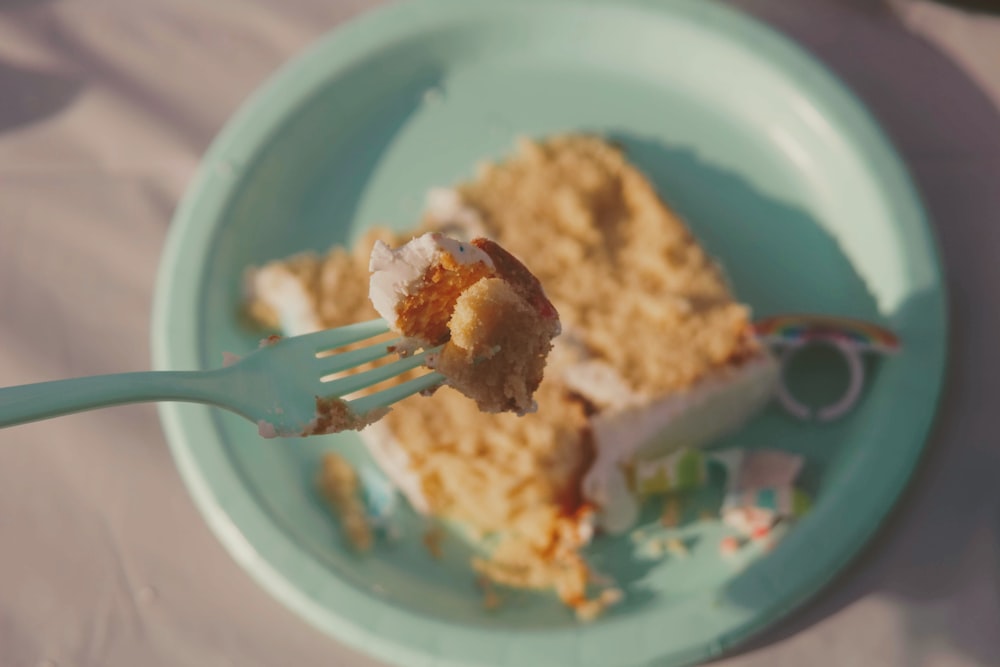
[0,59,81,134]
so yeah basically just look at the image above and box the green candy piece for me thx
[792,488,813,517]
[635,449,707,496]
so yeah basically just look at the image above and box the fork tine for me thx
[294,319,392,353]
[317,337,403,377]
[347,371,447,415]
[321,346,441,395]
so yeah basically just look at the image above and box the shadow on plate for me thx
[715,1,1000,664]
[611,132,880,321]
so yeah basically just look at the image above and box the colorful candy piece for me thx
[760,520,791,552]
[634,448,707,496]
[714,448,811,538]
[722,487,811,537]
[719,536,742,557]
[722,503,774,537]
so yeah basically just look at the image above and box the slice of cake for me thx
[245,134,776,617]
[445,136,777,535]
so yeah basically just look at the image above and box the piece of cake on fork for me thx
[368,231,561,415]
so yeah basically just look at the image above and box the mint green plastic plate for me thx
[152,1,947,665]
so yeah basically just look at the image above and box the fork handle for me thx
[0,370,231,429]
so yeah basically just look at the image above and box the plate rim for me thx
[152,1,949,665]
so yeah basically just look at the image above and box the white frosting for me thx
[368,232,494,332]
[580,353,779,534]
[365,350,778,530]
[593,465,640,534]
[563,359,645,410]
[248,264,323,336]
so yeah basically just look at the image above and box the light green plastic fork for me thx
[0,319,444,436]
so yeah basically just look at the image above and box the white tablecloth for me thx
[2,1,998,665]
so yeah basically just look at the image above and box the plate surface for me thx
[152,1,947,665]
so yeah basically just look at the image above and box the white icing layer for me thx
[368,232,494,332]
[365,349,778,530]
[563,359,644,411]
[580,352,779,534]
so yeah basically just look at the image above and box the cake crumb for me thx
[665,537,689,558]
[317,454,373,552]
[301,396,388,436]
[574,587,624,622]
[660,497,681,527]
[719,536,742,557]
[574,600,603,623]
[644,539,666,559]
[259,333,283,347]
[476,575,503,611]
[423,525,445,560]
[601,587,624,606]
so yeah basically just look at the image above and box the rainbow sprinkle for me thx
[753,314,901,353]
